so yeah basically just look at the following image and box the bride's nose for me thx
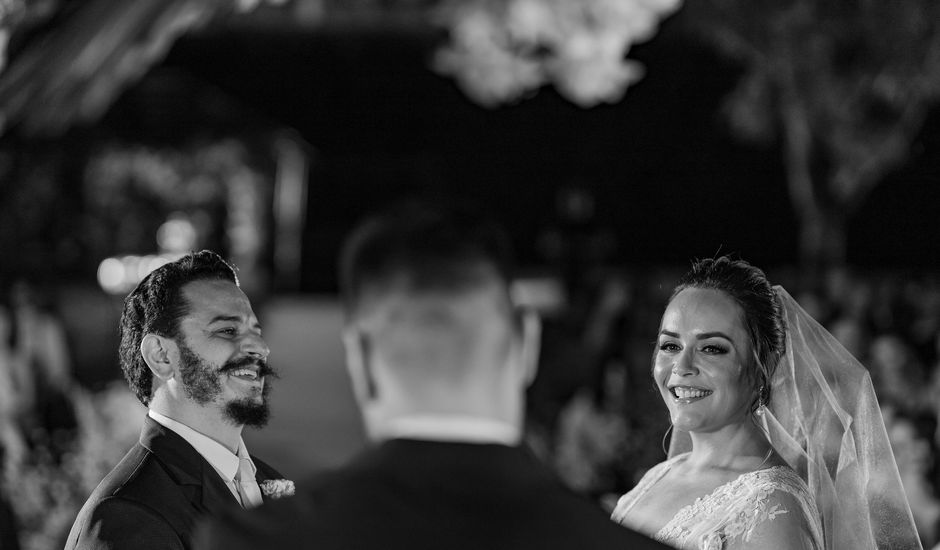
[671,350,698,376]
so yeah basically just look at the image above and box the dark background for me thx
[94,18,939,293]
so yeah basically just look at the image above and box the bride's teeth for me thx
[673,387,710,399]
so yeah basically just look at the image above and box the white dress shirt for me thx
[380,414,521,446]
[147,410,258,506]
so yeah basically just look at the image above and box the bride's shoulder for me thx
[721,468,822,550]
[748,466,812,498]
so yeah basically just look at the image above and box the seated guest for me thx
[197,202,668,550]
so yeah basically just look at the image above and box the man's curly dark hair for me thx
[119,251,238,405]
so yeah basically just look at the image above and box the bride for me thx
[611,256,921,550]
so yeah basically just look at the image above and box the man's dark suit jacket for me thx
[196,438,673,550]
[64,416,283,550]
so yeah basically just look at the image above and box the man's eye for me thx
[216,327,237,336]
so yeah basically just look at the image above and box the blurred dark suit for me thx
[196,438,672,550]
[64,416,282,550]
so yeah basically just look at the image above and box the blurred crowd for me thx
[0,266,938,548]
[0,279,79,549]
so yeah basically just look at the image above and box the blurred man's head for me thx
[120,251,273,431]
[339,202,539,441]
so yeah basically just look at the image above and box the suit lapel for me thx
[252,457,283,503]
[139,416,241,515]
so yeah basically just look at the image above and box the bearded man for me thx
[66,251,287,550]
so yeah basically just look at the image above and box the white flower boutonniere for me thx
[259,479,295,500]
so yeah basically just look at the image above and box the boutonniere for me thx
[259,479,295,500]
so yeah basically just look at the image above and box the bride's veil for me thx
[668,286,922,550]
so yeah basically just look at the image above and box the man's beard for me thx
[177,342,275,428]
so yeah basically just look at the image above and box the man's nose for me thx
[242,332,270,359]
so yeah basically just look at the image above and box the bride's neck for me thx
[684,421,771,473]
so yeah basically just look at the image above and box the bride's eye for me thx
[701,344,727,354]
[659,342,680,353]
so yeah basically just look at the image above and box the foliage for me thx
[82,139,270,273]
[684,0,940,267]
[2,383,144,550]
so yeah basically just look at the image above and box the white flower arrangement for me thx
[259,479,296,500]
[433,0,683,107]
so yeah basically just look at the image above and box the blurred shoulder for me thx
[67,495,185,550]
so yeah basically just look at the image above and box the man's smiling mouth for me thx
[219,357,275,382]
[227,367,261,381]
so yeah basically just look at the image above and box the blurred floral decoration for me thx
[433,0,682,107]
[3,383,144,550]
[0,0,291,137]
[84,139,270,294]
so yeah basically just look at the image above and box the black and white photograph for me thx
[0,1,938,549]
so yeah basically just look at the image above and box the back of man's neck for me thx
[373,413,521,446]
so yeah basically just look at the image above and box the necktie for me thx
[235,456,264,508]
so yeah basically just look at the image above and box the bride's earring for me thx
[661,424,673,457]
[754,385,767,416]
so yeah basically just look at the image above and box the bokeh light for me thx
[96,254,184,294]
[156,214,197,253]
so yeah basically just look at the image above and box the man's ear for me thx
[141,334,176,381]
[342,326,378,404]
[518,309,541,386]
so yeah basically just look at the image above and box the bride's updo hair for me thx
[670,256,785,410]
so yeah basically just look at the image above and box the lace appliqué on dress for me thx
[612,455,822,550]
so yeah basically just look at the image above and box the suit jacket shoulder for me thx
[65,439,200,550]
[65,416,280,550]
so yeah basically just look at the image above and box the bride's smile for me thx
[668,385,713,402]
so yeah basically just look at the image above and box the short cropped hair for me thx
[119,250,238,405]
[338,201,514,314]
[671,256,785,409]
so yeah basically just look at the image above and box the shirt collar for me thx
[147,410,255,483]
[379,414,520,446]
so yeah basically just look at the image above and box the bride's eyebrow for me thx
[696,331,733,342]
[658,329,733,342]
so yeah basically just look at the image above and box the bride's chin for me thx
[670,413,705,433]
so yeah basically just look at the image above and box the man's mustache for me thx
[219,356,278,379]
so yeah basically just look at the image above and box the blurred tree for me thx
[685,0,940,275]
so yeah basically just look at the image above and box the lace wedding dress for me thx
[611,453,823,550]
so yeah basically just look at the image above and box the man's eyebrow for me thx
[207,315,262,330]
[207,315,242,325]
